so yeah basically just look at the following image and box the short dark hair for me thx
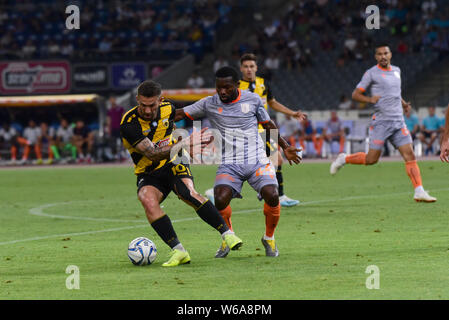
[240,53,257,65]
[215,66,239,83]
[137,80,162,97]
[374,43,390,51]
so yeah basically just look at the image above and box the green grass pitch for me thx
[0,160,448,299]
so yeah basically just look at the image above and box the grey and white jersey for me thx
[183,89,271,164]
[23,126,41,145]
[356,64,403,121]
[56,126,74,143]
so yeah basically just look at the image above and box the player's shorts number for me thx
[171,164,192,176]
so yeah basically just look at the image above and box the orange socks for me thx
[220,203,281,237]
[405,160,423,188]
[345,152,366,165]
[263,203,280,238]
[219,205,233,231]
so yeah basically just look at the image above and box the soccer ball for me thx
[127,237,157,266]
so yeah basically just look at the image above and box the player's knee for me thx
[214,187,232,210]
[138,191,159,212]
[260,185,279,207]
[174,181,204,208]
[365,157,378,165]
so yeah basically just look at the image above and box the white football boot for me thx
[414,189,437,203]
[330,153,347,175]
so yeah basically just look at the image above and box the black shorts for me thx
[136,162,194,202]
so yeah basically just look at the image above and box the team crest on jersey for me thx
[240,103,250,113]
[162,118,169,128]
[394,71,400,79]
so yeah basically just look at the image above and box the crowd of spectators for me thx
[228,0,449,73]
[0,96,128,165]
[0,0,234,63]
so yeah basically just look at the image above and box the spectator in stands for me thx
[213,55,229,73]
[298,118,322,157]
[38,122,56,164]
[73,119,94,163]
[344,33,358,53]
[22,39,37,58]
[338,94,355,110]
[264,52,280,70]
[186,71,205,88]
[106,97,125,160]
[418,106,441,155]
[22,120,42,164]
[323,111,345,155]
[151,65,163,78]
[0,122,22,164]
[397,40,409,54]
[404,108,420,141]
[280,115,300,148]
[55,118,77,163]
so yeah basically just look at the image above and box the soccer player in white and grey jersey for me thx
[175,66,301,257]
[330,44,436,202]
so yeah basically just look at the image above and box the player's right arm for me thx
[352,70,380,104]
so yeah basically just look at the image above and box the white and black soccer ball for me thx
[127,237,157,266]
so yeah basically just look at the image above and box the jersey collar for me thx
[377,64,392,71]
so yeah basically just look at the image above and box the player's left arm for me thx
[265,81,306,121]
[268,98,307,121]
[401,98,412,112]
[261,120,301,165]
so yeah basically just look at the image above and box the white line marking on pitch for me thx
[0,187,446,246]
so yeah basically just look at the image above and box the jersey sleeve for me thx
[183,97,207,120]
[120,119,145,147]
[356,70,372,93]
[255,97,271,123]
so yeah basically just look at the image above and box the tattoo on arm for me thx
[136,138,185,162]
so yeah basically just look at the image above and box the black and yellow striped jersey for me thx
[239,76,274,131]
[120,99,175,175]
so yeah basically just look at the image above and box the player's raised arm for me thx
[261,120,301,165]
[267,98,307,121]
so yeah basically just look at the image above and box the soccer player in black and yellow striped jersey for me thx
[120,80,242,267]
[240,53,306,207]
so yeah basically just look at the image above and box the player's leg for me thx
[170,165,242,257]
[212,165,246,258]
[330,148,381,174]
[396,139,436,203]
[214,184,233,229]
[247,163,280,257]
[137,178,190,267]
[174,176,240,240]
[330,121,385,174]
[213,185,236,258]
[259,184,281,257]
